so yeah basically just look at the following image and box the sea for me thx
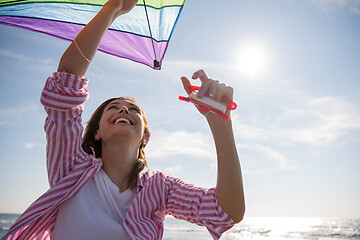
[1,213,359,239]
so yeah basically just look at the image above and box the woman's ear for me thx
[142,132,150,146]
[94,130,100,141]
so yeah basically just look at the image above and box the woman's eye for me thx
[107,105,118,110]
[129,107,140,113]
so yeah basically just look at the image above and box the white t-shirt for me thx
[52,169,136,240]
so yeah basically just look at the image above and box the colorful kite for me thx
[0,0,186,69]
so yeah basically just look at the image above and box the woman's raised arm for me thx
[181,70,246,223]
[57,0,138,77]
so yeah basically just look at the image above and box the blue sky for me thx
[0,0,359,219]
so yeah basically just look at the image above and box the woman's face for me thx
[94,99,148,147]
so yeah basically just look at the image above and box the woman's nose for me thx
[119,106,129,114]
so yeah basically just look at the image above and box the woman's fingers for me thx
[181,76,192,95]
[107,0,138,18]
[208,80,219,98]
[197,80,211,98]
[213,82,225,101]
[223,85,234,100]
[192,70,210,97]
[215,83,234,101]
[192,69,234,101]
[187,69,234,103]
[181,76,209,114]
[192,69,208,81]
[121,0,138,14]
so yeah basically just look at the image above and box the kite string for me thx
[142,0,159,68]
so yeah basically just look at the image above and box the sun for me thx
[238,45,267,77]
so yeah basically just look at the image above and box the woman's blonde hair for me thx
[82,96,150,191]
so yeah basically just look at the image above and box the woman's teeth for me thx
[114,118,130,125]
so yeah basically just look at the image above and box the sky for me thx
[0,0,359,219]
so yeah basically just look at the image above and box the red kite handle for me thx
[179,84,237,120]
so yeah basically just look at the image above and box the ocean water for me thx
[1,214,359,239]
[164,217,360,240]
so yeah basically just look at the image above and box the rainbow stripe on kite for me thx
[0,0,186,69]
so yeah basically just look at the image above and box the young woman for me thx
[3,0,245,239]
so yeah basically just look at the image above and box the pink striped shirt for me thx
[3,72,235,240]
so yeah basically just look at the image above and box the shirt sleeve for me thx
[40,71,89,187]
[165,174,236,240]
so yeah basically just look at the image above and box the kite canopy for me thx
[0,0,186,69]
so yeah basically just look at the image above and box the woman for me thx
[3,0,245,239]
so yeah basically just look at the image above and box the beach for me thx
[1,214,359,239]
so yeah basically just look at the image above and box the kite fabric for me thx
[0,0,186,69]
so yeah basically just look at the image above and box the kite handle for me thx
[183,85,237,111]
[179,84,237,120]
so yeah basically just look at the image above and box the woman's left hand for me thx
[181,69,234,119]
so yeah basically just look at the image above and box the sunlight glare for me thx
[238,45,267,77]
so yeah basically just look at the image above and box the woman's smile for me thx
[113,117,132,125]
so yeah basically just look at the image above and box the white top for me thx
[52,169,136,240]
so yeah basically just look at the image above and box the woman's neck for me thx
[100,139,139,192]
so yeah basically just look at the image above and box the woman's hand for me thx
[181,69,234,120]
[182,70,245,222]
[104,0,138,19]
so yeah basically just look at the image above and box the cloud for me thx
[0,103,40,125]
[146,129,214,159]
[164,165,183,174]
[309,0,360,13]
[237,143,297,175]
[233,95,360,147]
[283,96,360,146]
[0,49,56,74]
[0,49,32,61]
[24,142,44,149]
[254,144,297,170]
[232,116,271,141]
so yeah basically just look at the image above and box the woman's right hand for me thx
[105,0,138,18]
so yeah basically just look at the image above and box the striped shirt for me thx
[3,72,235,240]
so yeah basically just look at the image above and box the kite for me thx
[0,0,186,69]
